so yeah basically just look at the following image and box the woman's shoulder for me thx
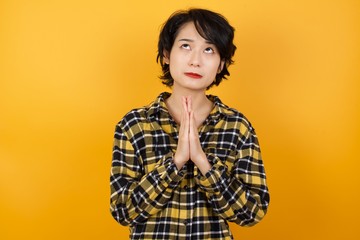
[211,95,254,129]
[115,92,167,127]
[116,105,151,127]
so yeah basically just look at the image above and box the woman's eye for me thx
[204,47,214,54]
[181,44,190,49]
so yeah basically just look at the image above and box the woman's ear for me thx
[218,60,225,73]
[163,51,170,64]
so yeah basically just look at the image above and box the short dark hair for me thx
[157,8,237,89]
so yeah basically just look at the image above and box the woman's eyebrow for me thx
[178,38,214,44]
[178,38,194,42]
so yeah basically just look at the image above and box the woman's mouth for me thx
[184,72,203,79]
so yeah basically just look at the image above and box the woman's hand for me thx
[174,96,211,175]
[173,97,190,170]
[188,98,211,175]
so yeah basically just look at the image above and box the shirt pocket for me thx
[140,149,171,174]
[205,147,237,170]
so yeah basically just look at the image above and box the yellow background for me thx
[1,0,359,239]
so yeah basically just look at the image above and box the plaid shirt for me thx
[110,92,269,240]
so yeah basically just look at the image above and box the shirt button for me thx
[183,220,188,225]
[184,185,188,190]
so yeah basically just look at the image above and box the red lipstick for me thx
[184,72,202,79]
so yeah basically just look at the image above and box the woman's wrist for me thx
[193,153,211,175]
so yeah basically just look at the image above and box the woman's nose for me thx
[188,50,201,67]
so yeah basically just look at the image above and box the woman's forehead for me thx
[175,22,212,44]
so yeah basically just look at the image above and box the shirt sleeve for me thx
[195,125,270,226]
[110,124,186,226]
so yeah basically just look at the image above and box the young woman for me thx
[110,8,270,239]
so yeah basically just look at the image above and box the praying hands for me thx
[173,96,212,175]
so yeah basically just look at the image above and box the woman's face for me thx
[164,21,224,92]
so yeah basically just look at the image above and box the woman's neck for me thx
[165,89,214,127]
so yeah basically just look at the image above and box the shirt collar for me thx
[146,92,235,120]
[146,92,171,119]
[207,94,236,117]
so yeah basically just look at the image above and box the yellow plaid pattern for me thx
[110,92,269,239]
